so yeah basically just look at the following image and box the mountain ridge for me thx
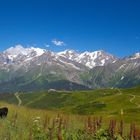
[1,45,119,68]
[0,45,140,92]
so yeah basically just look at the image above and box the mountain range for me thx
[0,45,140,92]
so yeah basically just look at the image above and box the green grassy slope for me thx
[1,86,140,123]
[0,102,137,139]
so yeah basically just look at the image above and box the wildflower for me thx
[33,119,39,123]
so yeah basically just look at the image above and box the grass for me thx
[1,87,140,123]
[0,86,140,139]
[0,102,140,139]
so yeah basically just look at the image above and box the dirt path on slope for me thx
[14,92,22,106]
[129,94,140,108]
[130,94,135,103]
[116,89,140,108]
[117,88,122,95]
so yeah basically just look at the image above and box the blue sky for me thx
[0,0,140,57]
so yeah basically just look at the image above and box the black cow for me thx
[0,107,8,118]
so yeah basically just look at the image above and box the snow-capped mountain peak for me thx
[3,45,46,63]
[130,52,140,60]
[0,45,47,65]
[76,50,117,68]
[124,52,140,61]
[1,46,118,68]
[58,49,78,55]
[5,45,46,57]
[57,50,118,68]
[58,49,79,60]
[5,45,30,56]
[30,47,46,56]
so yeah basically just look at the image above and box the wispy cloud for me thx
[52,39,66,46]
[44,44,50,48]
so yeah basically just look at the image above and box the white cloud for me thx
[52,39,66,46]
[44,44,50,48]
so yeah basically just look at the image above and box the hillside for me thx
[1,102,140,139]
[81,59,140,89]
[1,86,140,123]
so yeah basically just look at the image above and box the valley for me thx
[1,86,140,123]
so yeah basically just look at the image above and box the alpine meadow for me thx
[0,0,140,140]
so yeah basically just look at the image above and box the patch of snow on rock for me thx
[121,76,124,80]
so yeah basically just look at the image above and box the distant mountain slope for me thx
[0,78,89,93]
[0,45,139,92]
[81,57,140,88]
